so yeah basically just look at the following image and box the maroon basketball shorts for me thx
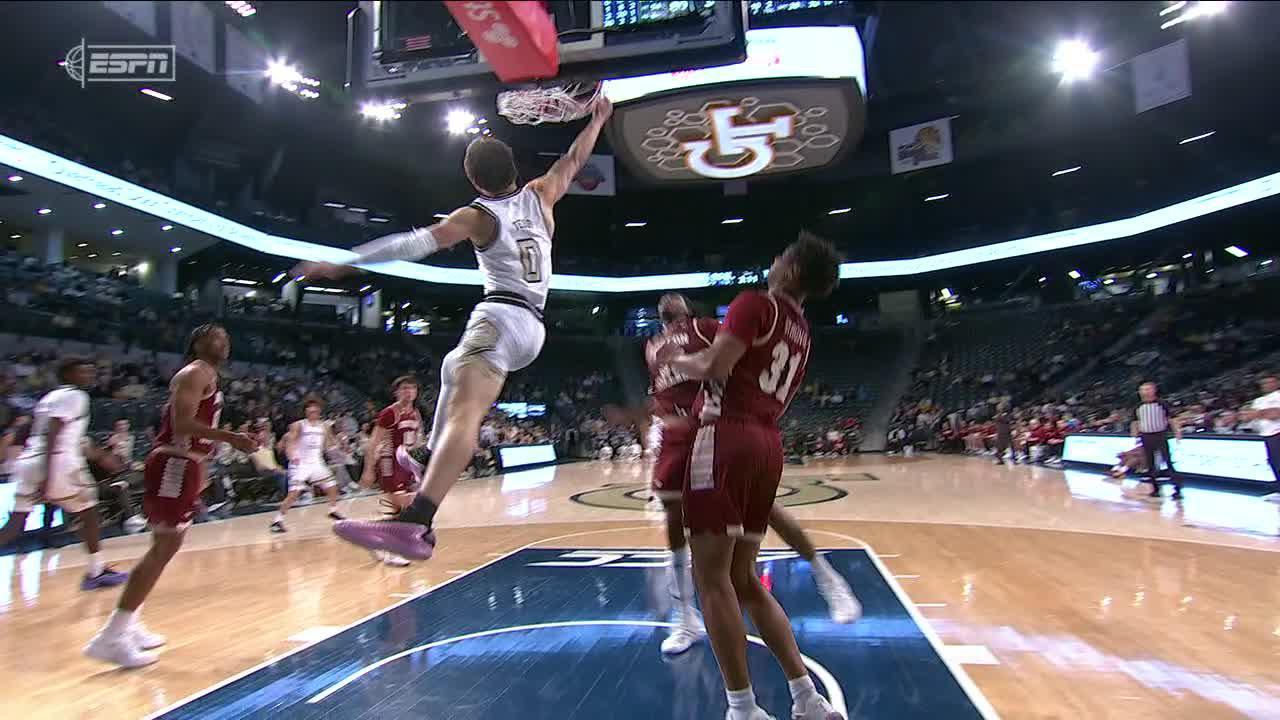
[682,418,783,542]
[143,451,208,532]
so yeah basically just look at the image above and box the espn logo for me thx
[63,39,176,88]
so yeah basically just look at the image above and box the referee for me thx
[1131,382,1183,500]
[1240,375,1280,501]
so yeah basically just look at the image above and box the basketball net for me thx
[497,81,602,125]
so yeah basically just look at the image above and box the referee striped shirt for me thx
[1136,401,1171,434]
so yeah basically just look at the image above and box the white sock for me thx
[103,609,135,637]
[788,675,818,703]
[810,553,836,582]
[726,686,759,716]
[671,547,695,605]
[86,552,104,577]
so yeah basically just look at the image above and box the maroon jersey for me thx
[154,372,223,457]
[376,404,422,457]
[696,290,811,426]
[646,316,720,417]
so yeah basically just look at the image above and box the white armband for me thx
[350,227,439,265]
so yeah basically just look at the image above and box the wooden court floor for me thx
[2,455,1278,719]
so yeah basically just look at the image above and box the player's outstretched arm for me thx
[664,333,748,384]
[528,96,613,207]
[359,424,388,487]
[292,208,484,279]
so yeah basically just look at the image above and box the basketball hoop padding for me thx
[443,1,559,83]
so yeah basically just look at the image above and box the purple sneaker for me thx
[395,445,430,480]
[81,566,129,591]
[333,519,436,560]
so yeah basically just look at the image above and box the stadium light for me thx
[939,288,954,299]
[359,284,373,292]
[36,208,51,215]
[112,252,121,256]
[1224,245,1249,258]
[87,253,98,258]
[828,207,852,215]
[266,60,302,87]
[110,228,124,236]
[361,100,406,121]
[721,217,744,224]
[6,175,21,182]
[1103,278,1115,285]
[446,109,477,134]
[924,194,949,202]
[1159,1,1188,16]
[226,1,256,17]
[322,202,346,209]
[1052,166,1082,177]
[169,246,181,253]
[1262,259,1274,267]
[369,216,390,223]
[1178,131,1215,145]
[161,224,174,231]
[1146,272,1159,279]
[140,88,173,101]
[1068,269,1082,279]
[8,234,20,239]
[93,201,106,209]
[347,207,368,214]
[1052,39,1100,82]
[624,221,647,228]
[77,242,88,248]
[1182,252,1194,259]
[1038,276,1048,283]
[1161,1,1228,30]
[272,272,287,283]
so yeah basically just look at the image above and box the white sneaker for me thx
[370,549,412,567]
[791,694,844,720]
[660,607,706,656]
[727,708,775,720]
[84,632,159,669]
[132,623,167,649]
[816,574,862,624]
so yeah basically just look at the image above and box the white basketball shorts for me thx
[13,455,98,514]
[287,463,336,492]
[457,301,546,374]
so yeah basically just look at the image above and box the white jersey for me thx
[295,420,327,466]
[19,386,90,465]
[470,186,553,311]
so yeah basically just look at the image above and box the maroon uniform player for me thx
[661,234,846,720]
[359,375,423,566]
[86,324,258,668]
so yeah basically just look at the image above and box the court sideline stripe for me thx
[809,529,1002,720]
[139,525,655,719]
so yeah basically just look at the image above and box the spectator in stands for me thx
[106,419,134,464]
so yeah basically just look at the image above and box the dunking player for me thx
[0,356,129,590]
[657,234,846,720]
[86,324,258,668]
[271,396,345,533]
[358,375,423,566]
[296,96,613,560]
[646,294,860,658]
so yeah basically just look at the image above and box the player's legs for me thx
[767,506,861,623]
[272,486,302,532]
[421,352,504,505]
[69,502,129,590]
[654,429,704,654]
[688,533,753,688]
[0,511,29,546]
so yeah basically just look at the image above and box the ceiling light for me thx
[112,252,121,256]
[110,229,124,236]
[161,224,174,231]
[140,88,173,101]
[624,221,647,228]
[1052,166,1082,177]
[721,218,744,224]
[266,60,302,87]
[401,302,411,309]
[77,242,88,248]
[1146,272,1158,279]
[6,175,21,182]
[359,284,373,292]
[369,216,391,223]
[1178,131,1215,145]
[466,126,481,135]
[36,208,51,215]
[347,207,368,214]
[1052,39,1100,81]
[360,100,406,121]
[1261,259,1274,267]
[1038,276,1047,283]
[1224,245,1248,258]
[924,194,949,202]
[446,109,477,134]
[1103,278,1115,285]
[322,202,346,209]
[93,202,107,209]
[828,207,852,215]
[1161,1,1229,30]
[9,234,21,239]
[272,272,287,283]
[87,253,98,258]
[304,286,344,293]
[1068,270,1082,279]
[939,288,954,299]
[1159,1,1187,16]
[169,246,181,253]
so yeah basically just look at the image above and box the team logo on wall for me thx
[611,79,864,185]
[570,475,853,512]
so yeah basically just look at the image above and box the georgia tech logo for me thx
[682,106,794,180]
[570,475,854,512]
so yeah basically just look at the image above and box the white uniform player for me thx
[0,358,128,592]
[300,96,613,561]
[272,399,344,533]
[14,385,96,514]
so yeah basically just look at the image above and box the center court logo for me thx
[570,475,859,512]
[63,38,176,89]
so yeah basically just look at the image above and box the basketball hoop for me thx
[496,81,602,125]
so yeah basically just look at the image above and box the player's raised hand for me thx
[291,261,356,281]
[591,94,613,124]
